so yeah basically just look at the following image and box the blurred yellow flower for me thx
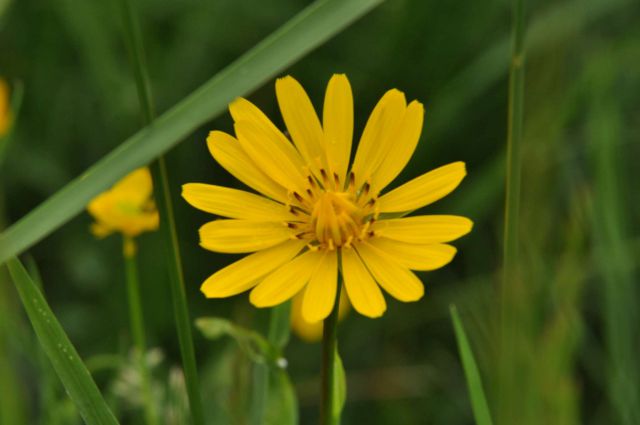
[183,74,472,321]
[0,78,11,136]
[87,167,159,254]
[291,288,350,342]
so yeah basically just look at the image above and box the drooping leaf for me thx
[7,257,119,425]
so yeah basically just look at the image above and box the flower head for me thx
[87,167,159,250]
[183,75,472,320]
[0,78,11,137]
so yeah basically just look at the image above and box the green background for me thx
[1,0,639,423]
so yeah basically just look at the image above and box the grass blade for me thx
[499,0,526,421]
[0,0,384,264]
[7,257,119,425]
[117,0,204,421]
[450,305,494,425]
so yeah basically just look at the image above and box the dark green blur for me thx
[1,0,639,423]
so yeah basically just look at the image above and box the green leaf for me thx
[449,305,493,425]
[264,368,298,425]
[332,348,347,423]
[7,257,119,425]
[195,317,277,364]
[267,301,292,351]
[0,0,384,265]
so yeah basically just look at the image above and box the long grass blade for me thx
[499,0,526,421]
[7,257,119,425]
[0,0,384,264]
[450,305,494,425]
[117,0,205,421]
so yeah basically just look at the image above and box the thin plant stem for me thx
[117,0,205,423]
[500,0,526,422]
[321,281,342,425]
[123,236,158,425]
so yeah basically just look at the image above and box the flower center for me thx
[285,170,379,250]
[310,191,363,249]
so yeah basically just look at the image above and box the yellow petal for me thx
[234,119,307,193]
[0,79,11,135]
[207,130,288,202]
[378,162,467,213]
[121,211,159,237]
[323,74,353,185]
[291,286,350,342]
[368,238,457,271]
[111,167,154,206]
[249,249,325,307]
[371,101,424,192]
[275,76,327,173]
[201,240,305,298]
[356,242,424,302]
[90,222,113,238]
[302,250,338,323]
[350,89,406,190]
[199,220,293,253]
[291,292,324,342]
[182,183,295,221]
[341,248,386,318]
[373,215,473,244]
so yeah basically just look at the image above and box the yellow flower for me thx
[0,78,11,136]
[87,167,159,250]
[182,74,472,320]
[291,288,350,342]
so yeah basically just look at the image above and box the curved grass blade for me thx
[7,257,119,425]
[0,0,384,264]
[450,305,493,425]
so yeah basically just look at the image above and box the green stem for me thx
[500,0,526,422]
[321,283,341,425]
[116,0,205,423]
[123,237,157,425]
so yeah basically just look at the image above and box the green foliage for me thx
[7,257,119,425]
[450,305,493,425]
[332,348,347,423]
[1,0,640,423]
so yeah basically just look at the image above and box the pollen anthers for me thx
[284,169,379,251]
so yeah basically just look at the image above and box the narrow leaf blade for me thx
[450,305,494,425]
[7,257,119,425]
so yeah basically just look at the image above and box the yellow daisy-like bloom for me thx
[182,74,472,320]
[87,167,159,255]
[0,78,11,136]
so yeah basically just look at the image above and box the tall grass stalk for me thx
[122,237,158,425]
[117,0,204,423]
[500,0,526,422]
